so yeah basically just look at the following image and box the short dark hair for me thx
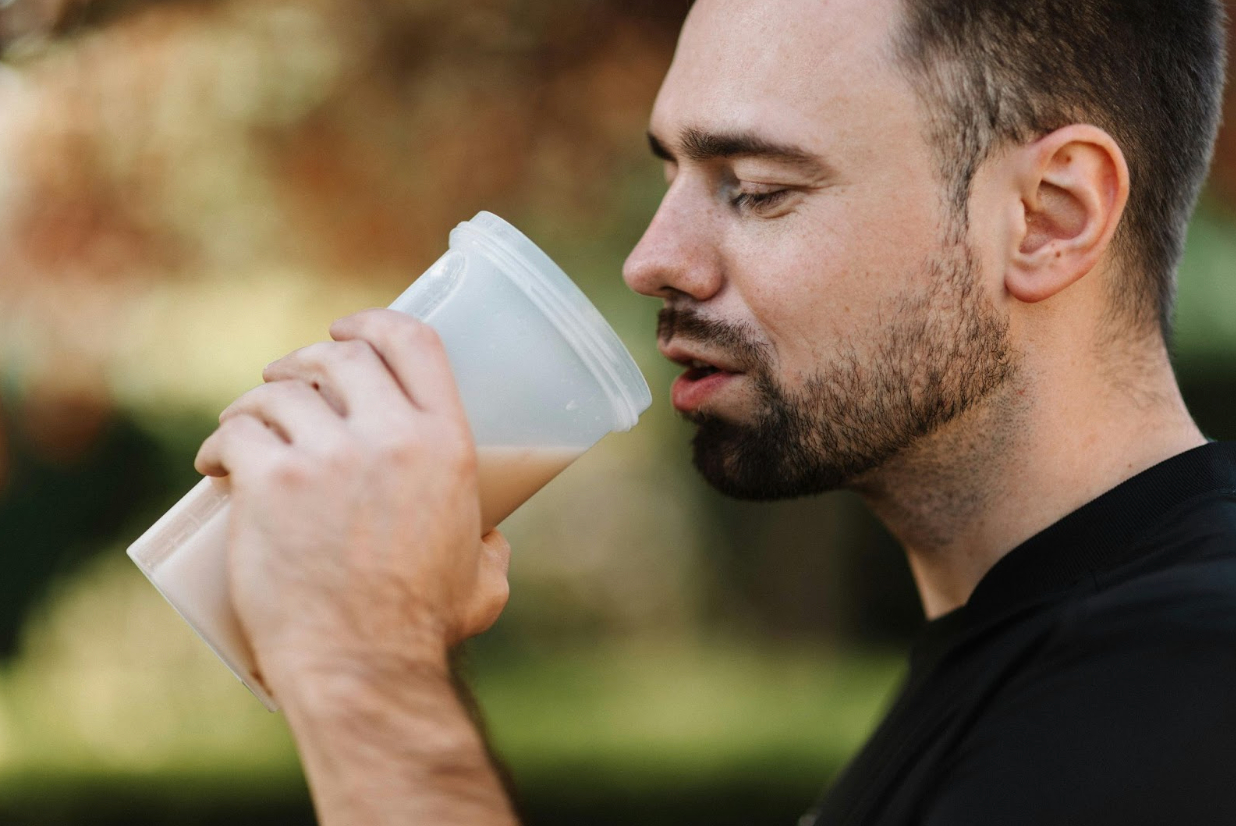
[894,0,1229,340]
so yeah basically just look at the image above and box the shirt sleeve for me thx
[919,583,1236,826]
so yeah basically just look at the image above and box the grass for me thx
[472,641,902,793]
[0,552,904,823]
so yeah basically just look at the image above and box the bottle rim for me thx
[450,212,652,431]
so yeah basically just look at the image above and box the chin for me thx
[689,415,852,501]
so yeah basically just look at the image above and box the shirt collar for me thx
[912,441,1236,675]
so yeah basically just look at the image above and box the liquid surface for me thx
[477,445,582,531]
[132,445,583,707]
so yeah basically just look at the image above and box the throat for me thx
[852,388,1030,618]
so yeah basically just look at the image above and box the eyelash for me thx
[731,189,791,213]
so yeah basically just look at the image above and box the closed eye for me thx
[731,189,792,213]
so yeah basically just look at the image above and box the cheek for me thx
[734,231,930,375]
[718,165,946,375]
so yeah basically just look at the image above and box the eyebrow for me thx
[648,127,830,176]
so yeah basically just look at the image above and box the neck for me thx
[851,333,1206,620]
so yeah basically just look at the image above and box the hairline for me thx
[883,0,1167,341]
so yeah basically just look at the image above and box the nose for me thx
[622,185,724,303]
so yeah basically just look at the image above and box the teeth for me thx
[691,360,710,369]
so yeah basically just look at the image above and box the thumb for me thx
[452,531,512,646]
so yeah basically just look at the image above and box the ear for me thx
[1006,125,1130,304]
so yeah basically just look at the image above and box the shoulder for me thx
[1072,490,1236,645]
[921,493,1236,826]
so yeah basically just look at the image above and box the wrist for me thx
[277,653,500,779]
[274,647,521,826]
[268,644,452,720]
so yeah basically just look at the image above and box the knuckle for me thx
[411,318,444,347]
[395,317,444,353]
[333,309,370,329]
[270,454,312,487]
[366,415,472,471]
[321,340,377,380]
[218,413,255,436]
[269,344,323,382]
[379,427,425,463]
[298,342,336,371]
[298,340,335,364]
[339,309,390,341]
[337,338,374,361]
[318,432,361,469]
[292,340,374,384]
[352,307,388,326]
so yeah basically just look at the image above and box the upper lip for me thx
[658,341,744,374]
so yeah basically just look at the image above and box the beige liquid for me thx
[136,478,276,707]
[149,501,268,686]
[132,446,582,709]
[477,445,582,531]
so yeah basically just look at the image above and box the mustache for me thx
[657,307,768,368]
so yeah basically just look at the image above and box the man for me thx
[195,0,1236,823]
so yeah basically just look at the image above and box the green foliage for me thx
[0,2,1233,823]
[1173,199,1236,368]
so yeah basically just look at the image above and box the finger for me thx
[461,533,513,642]
[218,379,344,446]
[195,414,287,477]
[263,339,410,424]
[330,310,468,421]
[481,530,512,577]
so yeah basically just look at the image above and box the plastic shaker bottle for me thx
[126,212,652,711]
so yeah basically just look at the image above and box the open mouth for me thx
[684,360,723,380]
[670,357,742,413]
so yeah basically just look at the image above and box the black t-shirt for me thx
[805,442,1236,826]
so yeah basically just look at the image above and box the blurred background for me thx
[0,1,1234,824]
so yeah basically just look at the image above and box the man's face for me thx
[624,0,1016,500]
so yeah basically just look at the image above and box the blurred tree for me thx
[0,2,1230,822]
[0,390,171,658]
[0,0,696,658]
[0,0,1233,664]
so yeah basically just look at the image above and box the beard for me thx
[659,236,1016,501]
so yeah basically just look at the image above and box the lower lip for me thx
[671,369,740,412]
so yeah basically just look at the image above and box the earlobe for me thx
[1006,126,1130,305]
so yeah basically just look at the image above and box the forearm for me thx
[195,312,522,823]
[277,658,520,826]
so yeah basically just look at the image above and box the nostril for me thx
[622,249,669,298]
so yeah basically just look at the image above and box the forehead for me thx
[652,0,910,149]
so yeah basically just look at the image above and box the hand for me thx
[194,309,511,697]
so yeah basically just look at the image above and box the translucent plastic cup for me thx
[127,212,652,711]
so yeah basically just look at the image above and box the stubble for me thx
[661,236,1017,500]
